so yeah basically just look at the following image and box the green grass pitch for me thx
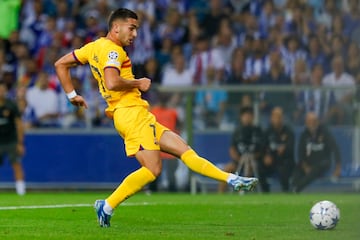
[0,192,359,240]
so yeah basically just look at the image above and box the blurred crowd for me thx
[0,0,360,129]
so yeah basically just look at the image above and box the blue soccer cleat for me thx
[229,176,258,192]
[94,200,112,227]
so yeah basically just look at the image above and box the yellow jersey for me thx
[73,37,148,118]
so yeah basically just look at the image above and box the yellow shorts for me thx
[113,106,169,156]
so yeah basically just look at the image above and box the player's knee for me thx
[149,165,162,177]
[144,161,162,177]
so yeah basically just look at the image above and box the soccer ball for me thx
[309,200,340,230]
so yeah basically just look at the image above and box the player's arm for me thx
[54,53,88,108]
[280,128,295,157]
[104,67,151,92]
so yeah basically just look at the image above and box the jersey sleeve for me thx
[72,42,93,64]
[102,47,127,72]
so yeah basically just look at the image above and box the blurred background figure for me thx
[292,112,341,193]
[218,107,263,193]
[190,35,225,85]
[0,0,21,39]
[258,49,294,127]
[162,52,192,86]
[150,93,186,192]
[258,107,294,193]
[194,66,228,129]
[0,82,26,195]
[244,37,268,84]
[295,64,327,124]
[25,71,60,127]
[322,55,356,125]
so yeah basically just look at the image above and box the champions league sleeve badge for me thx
[108,51,119,60]
[107,51,120,66]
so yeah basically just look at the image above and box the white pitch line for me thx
[0,201,244,211]
[0,202,155,211]
[0,204,92,210]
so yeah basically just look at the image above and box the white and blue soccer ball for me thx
[309,200,340,230]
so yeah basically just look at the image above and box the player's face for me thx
[240,112,253,126]
[270,109,283,127]
[113,18,139,46]
[306,113,319,132]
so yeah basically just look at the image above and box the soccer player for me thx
[0,82,26,195]
[54,8,258,227]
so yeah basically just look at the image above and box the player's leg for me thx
[291,164,305,192]
[95,108,161,227]
[159,130,258,191]
[218,162,237,192]
[8,144,26,195]
[96,150,160,227]
[293,165,328,193]
[277,163,293,192]
[257,161,271,193]
[105,150,160,208]
[12,162,26,195]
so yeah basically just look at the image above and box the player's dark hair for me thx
[108,8,138,30]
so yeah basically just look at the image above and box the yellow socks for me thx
[180,149,229,182]
[106,149,228,210]
[106,167,156,209]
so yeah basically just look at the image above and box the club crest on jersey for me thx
[107,51,120,66]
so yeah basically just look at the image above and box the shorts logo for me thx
[108,51,119,60]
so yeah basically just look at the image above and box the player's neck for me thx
[106,33,123,47]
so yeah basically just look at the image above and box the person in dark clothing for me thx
[258,50,296,125]
[218,106,263,192]
[201,0,228,38]
[258,107,295,192]
[292,112,341,193]
[0,82,26,195]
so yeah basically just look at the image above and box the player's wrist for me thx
[66,90,77,99]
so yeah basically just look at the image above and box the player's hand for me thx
[70,95,88,108]
[137,78,151,92]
